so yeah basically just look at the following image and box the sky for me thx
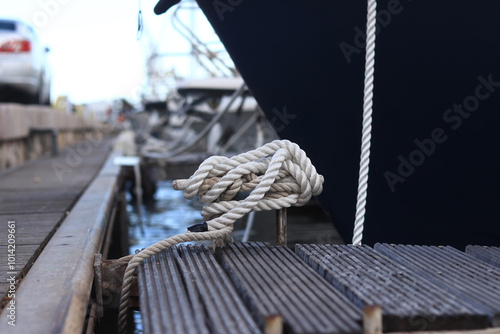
[0,0,229,105]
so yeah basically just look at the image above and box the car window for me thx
[0,21,16,31]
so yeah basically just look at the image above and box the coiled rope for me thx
[353,0,377,246]
[117,139,324,332]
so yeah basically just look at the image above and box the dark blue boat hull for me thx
[194,0,500,249]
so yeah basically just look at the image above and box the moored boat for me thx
[154,0,500,249]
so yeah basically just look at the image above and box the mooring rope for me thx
[117,139,323,333]
[353,0,377,246]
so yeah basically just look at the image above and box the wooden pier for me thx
[0,134,125,333]
[137,242,500,334]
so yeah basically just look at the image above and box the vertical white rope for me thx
[353,0,377,246]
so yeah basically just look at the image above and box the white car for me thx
[0,18,51,105]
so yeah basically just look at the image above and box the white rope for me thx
[117,139,323,333]
[353,0,377,246]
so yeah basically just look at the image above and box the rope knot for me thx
[173,139,324,235]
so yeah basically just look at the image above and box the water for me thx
[127,180,204,254]
[126,180,205,334]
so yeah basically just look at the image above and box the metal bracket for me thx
[93,254,104,318]
[93,254,139,317]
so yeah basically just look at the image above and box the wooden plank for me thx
[137,244,261,334]
[137,247,212,334]
[0,213,64,245]
[0,213,66,297]
[0,244,41,270]
[0,191,78,214]
[0,141,111,191]
[216,242,362,334]
[175,245,260,334]
[0,244,38,293]
[391,328,500,334]
[0,138,115,332]
[375,244,500,327]
[0,169,119,333]
[466,246,500,269]
[296,244,489,332]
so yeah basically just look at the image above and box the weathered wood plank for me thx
[391,328,500,334]
[216,242,362,334]
[137,246,210,334]
[0,191,78,214]
[138,244,261,334]
[375,244,500,327]
[297,244,489,332]
[0,244,39,295]
[0,213,66,297]
[0,167,118,333]
[0,213,64,245]
[466,245,500,269]
[0,245,39,268]
[176,245,260,334]
[0,141,111,191]
[0,137,115,332]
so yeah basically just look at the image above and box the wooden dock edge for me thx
[0,150,122,333]
[387,329,500,334]
[362,306,500,334]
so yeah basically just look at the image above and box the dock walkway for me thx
[138,242,500,334]
[0,135,120,332]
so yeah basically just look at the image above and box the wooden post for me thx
[264,315,283,334]
[276,208,287,246]
[363,305,382,334]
